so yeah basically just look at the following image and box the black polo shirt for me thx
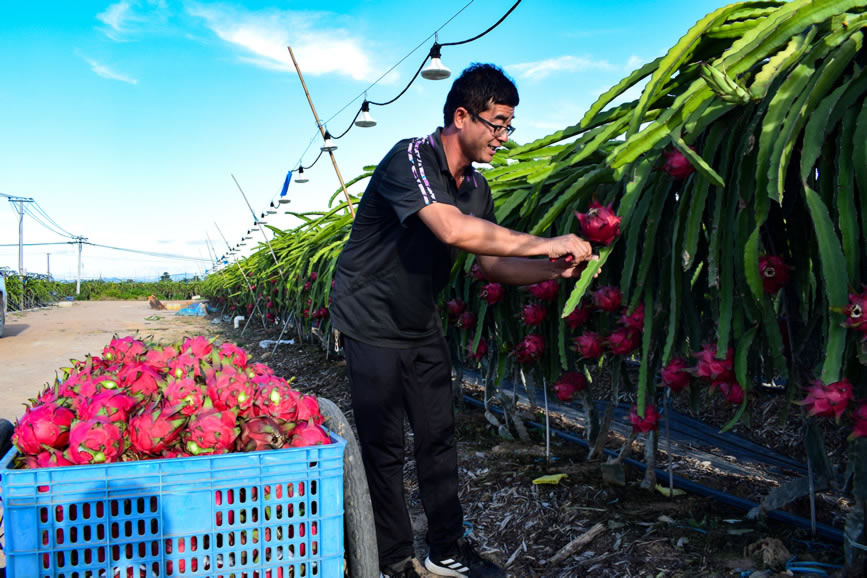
[331,128,496,348]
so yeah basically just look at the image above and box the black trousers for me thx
[343,335,463,568]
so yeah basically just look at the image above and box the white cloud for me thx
[79,53,138,85]
[508,55,615,81]
[186,3,376,81]
[626,55,646,71]
[96,0,170,41]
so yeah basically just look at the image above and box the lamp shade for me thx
[421,44,451,80]
[295,167,309,184]
[355,101,377,128]
[320,132,337,152]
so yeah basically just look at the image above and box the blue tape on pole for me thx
[280,170,293,198]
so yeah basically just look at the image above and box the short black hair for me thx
[443,63,519,127]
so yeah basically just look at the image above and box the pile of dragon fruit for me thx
[10,336,330,469]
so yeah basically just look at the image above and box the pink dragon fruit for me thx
[13,403,75,454]
[694,344,734,383]
[618,303,645,332]
[661,357,691,393]
[183,409,239,455]
[521,303,548,327]
[446,298,466,320]
[606,327,640,356]
[144,345,179,370]
[592,286,622,312]
[800,379,853,422]
[843,291,867,333]
[553,372,587,402]
[128,402,188,455]
[236,416,289,452]
[116,363,163,400]
[24,448,74,468]
[851,403,867,440]
[456,311,477,330]
[528,280,559,301]
[576,201,621,246]
[217,342,248,369]
[67,418,125,464]
[181,336,213,358]
[466,338,489,361]
[78,390,137,424]
[565,304,591,331]
[102,336,147,364]
[480,283,505,305]
[206,367,254,413]
[759,255,791,294]
[629,404,660,433]
[290,421,331,447]
[251,379,300,423]
[164,377,205,416]
[470,263,487,282]
[661,148,695,179]
[573,332,604,360]
[513,334,545,364]
[295,394,323,425]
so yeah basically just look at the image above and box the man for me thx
[331,64,594,578]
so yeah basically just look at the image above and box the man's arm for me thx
[475,255,587,285]
[417,203,593,262]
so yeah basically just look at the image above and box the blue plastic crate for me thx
[0,433,345,578]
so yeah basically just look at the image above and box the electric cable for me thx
[22,205,75,239]
[31,201,77,238]
[323,0,522,140]
[83,242,212,262]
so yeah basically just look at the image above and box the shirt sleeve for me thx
[378,137,456,225]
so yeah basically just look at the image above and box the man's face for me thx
[460,103,515,164]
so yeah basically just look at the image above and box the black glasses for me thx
[471,112,515,138]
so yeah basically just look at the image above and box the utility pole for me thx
[46,253,50,280]
[7,196,34,274]
[73,236,87,295]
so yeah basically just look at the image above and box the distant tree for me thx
[160,272,172,282]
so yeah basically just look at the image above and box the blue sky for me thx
[0,0,727,281]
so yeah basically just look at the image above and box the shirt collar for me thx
[430,127,477,185]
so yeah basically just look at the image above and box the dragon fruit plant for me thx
[9,335,331,469]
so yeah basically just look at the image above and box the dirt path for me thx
[0,300,214,419]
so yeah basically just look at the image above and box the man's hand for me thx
[544,234,594,263]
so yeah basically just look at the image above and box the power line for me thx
[84,241,212,262]
[293,0,522,173]
[31,201,77,238]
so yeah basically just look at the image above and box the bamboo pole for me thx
[287,45,356,218]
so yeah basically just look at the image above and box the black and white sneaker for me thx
[380,556,422,578]
[424,539,506,577]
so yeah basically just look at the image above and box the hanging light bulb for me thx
[295,167,309,184]
[355,100,377,128]
[259,212,268,225]
[421,43,451,80]
[320,131,337,152]
[267,202,278,215]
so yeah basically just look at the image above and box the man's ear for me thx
[453,106,470,129]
